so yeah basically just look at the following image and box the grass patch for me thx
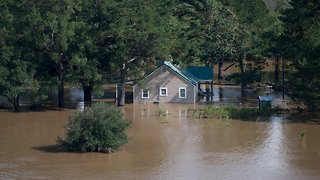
[192,105,277,120]
[160,120,169,124]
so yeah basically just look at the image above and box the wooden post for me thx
[205,84,209,102]
[211,81,213,101]
[115,83,118,104]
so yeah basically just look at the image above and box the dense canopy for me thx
[0,0,319,111]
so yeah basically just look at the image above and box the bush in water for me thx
[158,109,168,116]
[57,103,130,153]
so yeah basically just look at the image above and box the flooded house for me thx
[133,61,213,103]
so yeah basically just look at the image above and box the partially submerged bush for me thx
[57,103,130,153]
[192,105,276,120]
[157,109,168,116]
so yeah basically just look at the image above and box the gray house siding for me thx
[133,65,197,103]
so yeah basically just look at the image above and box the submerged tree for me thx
[263,0,289,84]
[219,0,277,90]
[32,0,77,108]
[0,0,39,111]
[280,0,320,111]
[1,0,81,109]
[66,0,114,103]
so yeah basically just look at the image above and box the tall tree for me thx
[280,0,320,111]
[0,0,40,111]
[177,0,239,73]
[109,0,176,106]
[34,0,76,108]
[263,0,289,84]
[219,0,276,90]
[66,0,115,103]
[175,0,239,82]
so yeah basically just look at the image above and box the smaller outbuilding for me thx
[133,61,213,104]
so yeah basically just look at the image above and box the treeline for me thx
[0,0,319,111]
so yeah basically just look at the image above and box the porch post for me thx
[211,81,213,101]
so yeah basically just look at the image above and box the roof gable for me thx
[134,61,205,87]
[163,61,198,86]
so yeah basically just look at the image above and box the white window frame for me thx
[179,87,187,98]
[141,89,149,98]
[160,87,168,96]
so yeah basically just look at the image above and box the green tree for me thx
[66,0,114,103]
[263,0,289,84]
[280,0,320,111]
[0,0,39,111]
[175,0,239,82]
[34,0,76,108]
[219,0,276,90]
[109,0,176,106]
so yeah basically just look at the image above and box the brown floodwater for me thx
[1,104,320,180]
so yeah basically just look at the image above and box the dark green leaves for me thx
[280,0,320,111]
[58,103,131,152]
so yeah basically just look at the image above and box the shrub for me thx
[57,103,130,153]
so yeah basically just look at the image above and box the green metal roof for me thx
[163,61,198,86]
[186,66,213,81]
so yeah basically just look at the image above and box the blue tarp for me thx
[258,95,273,102]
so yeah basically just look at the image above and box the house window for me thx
[160,87,168,96]
[142,89,149,98]
[179,87,187,98]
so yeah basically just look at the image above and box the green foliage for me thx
[204,106,230,119]
[193,106,230,119]
[218,0,276,87]
[280,0,320,111]
[0,0,38,111]
[192,106,275,120]
[106,0,177,105]
[2,0,317,112]
[174,0,240,65]
[1,0,179,108]
[109,0,176,64]
[66,0,113,97]
[226,69,261,84]
[158,109,168,116]
[57,103,131,152]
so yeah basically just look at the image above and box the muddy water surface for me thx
[1,104,320,180]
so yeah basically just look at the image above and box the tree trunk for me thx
[117,63,127,106]
[13,94,20,112]
[218,61,224,83]
[219,86,224,101]
[83,85,93,103]
[238,54,246,94]
[58,56,65,108]
[274,53,280,84]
